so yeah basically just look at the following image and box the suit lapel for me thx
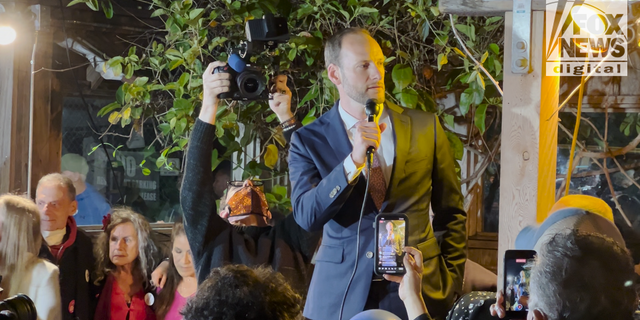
[382,103,410,212]
[325,101,353,163]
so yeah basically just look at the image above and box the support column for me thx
[497,11,545,284]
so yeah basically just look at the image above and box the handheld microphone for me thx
[364,99,381,161]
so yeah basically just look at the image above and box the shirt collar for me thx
[338,100,387,130]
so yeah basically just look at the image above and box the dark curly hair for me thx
[181,265,302,320]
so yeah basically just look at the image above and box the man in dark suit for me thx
[288,27,467,320]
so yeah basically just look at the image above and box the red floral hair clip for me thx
[101,214,111,231]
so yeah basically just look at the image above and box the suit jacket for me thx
[288,102,467,320]
[9,256,62,320]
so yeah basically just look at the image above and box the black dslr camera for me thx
[0,295,37,320]
[213,14,290,101]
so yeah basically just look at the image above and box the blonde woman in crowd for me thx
[0,194,62,320]
[94,208,158,320]
[154,222,197,320]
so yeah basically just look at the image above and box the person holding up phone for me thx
[384,247,432,320]
[489,231,637,320]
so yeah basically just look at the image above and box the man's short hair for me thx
[529,230,638,320]
[182,265,301,320]
[324,27,371,68]
[37,173,76,201]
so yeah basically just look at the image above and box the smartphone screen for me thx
[375,215,407,275]
[503,250,536,314]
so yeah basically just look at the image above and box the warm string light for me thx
[0,25,16,45]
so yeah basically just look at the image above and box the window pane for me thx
[61,97,182,225]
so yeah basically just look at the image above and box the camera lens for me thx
[0,294,37,320]
[236,71,266,99]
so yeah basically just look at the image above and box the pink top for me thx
[163,289,193,320]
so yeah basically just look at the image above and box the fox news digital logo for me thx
[546,1,629,76]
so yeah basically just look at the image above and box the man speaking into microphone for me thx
[288,28,467,320]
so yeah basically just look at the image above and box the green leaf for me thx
[391,64,414,90]
[445,132,464,160]
[125,64,134,79]
[177,72,189,87]
[142,168,151,176]
[175,118,188,135]
[486,16,503,25]
[420,20,430,41]
[158,123,171,135]
[128,46,136,57]
[299,86,319,106]
[116,85,125,104]
[102,0,114,19]
[133,77,148,87]
[86,0,99,11]
[434,34,448,46]
[165,49,183,61]
[231,1,241,10]
[169,59,184,71]
[489,43,500,55]
[430,6,440,16]
[460,88,474,116]
[67,0,87,7]
[437,53,448,71]
[98,102,121,117]
[474,103,488,133]
[302,113,316,125]
[173,98,191,112]
[150,8,166,17]
[189,8,205,20]
[476,73,486,90]
[156,156,166,168]
[266,113,278,123]
[494,59,502,76]
[443,114,455,128]
[455,24,474,41]
[481,51,489,64]
[397,88,418,109]
[288,47,297,61]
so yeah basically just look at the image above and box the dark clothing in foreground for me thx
[180,119,320,296]
[39,217,100,320]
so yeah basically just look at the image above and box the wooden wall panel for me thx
[30,6,59,197]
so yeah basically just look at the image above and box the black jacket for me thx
[181,119,320,296]
[39,220,100,320]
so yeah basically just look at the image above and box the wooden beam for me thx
[440,0,545,16]
[30,5,61,197]
[440,0,640,15]
[497,11,544,287]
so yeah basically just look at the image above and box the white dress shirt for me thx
[339,101,395,185]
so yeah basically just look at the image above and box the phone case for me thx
[374,213,409,276]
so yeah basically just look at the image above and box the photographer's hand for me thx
[200,61,231,125]
[268,74,293,122]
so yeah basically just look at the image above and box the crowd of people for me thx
[0,26,639,320]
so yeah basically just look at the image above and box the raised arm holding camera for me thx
[179,33,320,296]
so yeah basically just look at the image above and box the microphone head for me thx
[364,99,380,117]
[227,53,247,73]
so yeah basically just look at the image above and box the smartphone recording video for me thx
[375,214,408,275]
[503,250,536,316]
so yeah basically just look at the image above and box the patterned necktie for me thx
[367,153,387,210]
